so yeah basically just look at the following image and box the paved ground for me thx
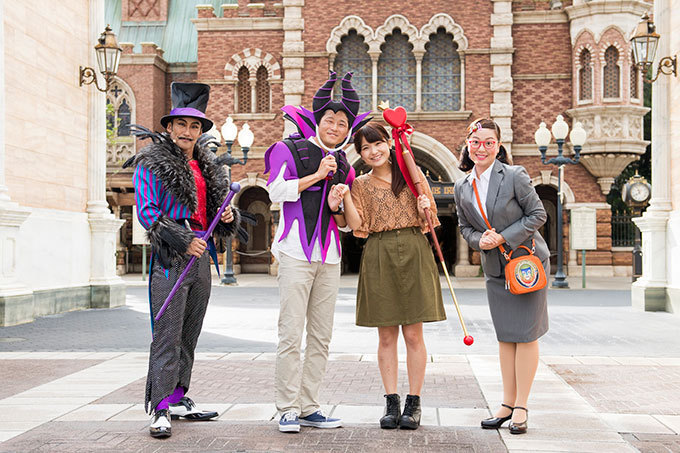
[1,274,679,452]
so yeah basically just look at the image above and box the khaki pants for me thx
[275,253,340,416]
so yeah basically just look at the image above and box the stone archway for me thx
[346,131,465,182]
[234,174,272,274]
[344,132,463,274]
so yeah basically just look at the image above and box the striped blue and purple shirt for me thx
[133,165,193,229]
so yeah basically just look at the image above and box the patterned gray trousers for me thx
[145,251,212,413]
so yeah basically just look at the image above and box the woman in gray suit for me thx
[453,118,549,435]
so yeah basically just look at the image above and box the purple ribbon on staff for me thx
[155,182,241,321]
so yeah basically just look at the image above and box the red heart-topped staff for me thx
[380,102,473,346]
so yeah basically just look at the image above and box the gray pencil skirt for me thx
[485,259,550,343]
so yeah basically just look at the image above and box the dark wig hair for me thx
[458,117,511,172]
[354,123,406,197]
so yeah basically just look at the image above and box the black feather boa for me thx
[126,127,242,267]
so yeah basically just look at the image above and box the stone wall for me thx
[4,1,90,212]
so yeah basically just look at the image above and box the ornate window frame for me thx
[629,50,641,103]
[106,76,136,166]
[326,14,468,116]
[575,44,595,105]
[600,41,624,103]
[225,48,281,118]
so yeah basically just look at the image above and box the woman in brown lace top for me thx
[328,123,446,431]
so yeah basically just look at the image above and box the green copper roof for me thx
[105,0,234,63]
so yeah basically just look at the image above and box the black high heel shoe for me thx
[481,403,514,429]
[509,406,528,434]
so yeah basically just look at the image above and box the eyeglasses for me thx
[467,139,498,150]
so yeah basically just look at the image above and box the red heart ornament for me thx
[383,106,407,128]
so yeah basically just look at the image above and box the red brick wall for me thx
[302,1,493,51]
[513,0,573,12]
[511,22,572,144]
[513,23,572,75]
[197,30,285,152]
[197,32,284,81]
[512,79,572,143]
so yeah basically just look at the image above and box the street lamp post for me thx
[534,115,587,289]
[218,118,253,285]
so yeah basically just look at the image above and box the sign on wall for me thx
[132,206,150,245]
[570,207,597,250]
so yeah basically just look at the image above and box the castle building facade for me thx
[105,0,651,278]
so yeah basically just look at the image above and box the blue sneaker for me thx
[278,411,300,433]
[299,410,342,428]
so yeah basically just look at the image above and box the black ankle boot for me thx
[379,394,401,429]
[399,394,421,430]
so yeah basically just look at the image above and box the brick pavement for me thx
[0,421,506,453]
[551,364,680,415]
[1,360,102,399]
[95,360,486,408]
[2,353,680,451]
[623,433,680,453]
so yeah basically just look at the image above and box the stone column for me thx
[454,230,479,277]
[0,0,33,326]
[414,51,424,112]
[282,0,305,137]
[490,0,514,154]
[249,79,257,113]
[87,0,125,308]
[632,0,672,312]
[369,52,379,112]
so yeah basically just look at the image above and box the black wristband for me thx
[330,207,344,215]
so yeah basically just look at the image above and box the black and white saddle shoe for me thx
[168,397,219,421]
[149,409,171,438]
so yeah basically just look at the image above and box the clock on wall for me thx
[622,173,652,207]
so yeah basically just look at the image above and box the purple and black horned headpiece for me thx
[280,71,371,149]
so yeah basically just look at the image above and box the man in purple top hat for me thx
[126,82,246,438]
[264,71,371,433]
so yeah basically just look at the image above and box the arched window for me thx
[603,46,620,99]
[333,29,372,109]
[422,27,461,111]
[256,66,270,113]
[105,78,136,164]
[378,29,416,111]
[630,51,639,99]
[579,49,592,101]
[117,99,131,136]
[237,66,251,113]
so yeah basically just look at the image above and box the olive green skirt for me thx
[356,227,446,327]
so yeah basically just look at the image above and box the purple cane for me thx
[155,182,241,321]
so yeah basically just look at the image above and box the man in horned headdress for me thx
[265,71,371,433]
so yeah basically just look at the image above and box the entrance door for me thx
[535,185,558,273]
[237,187,272,273]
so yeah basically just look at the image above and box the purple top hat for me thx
[160,82,214,131]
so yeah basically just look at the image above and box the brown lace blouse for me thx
[351,170,439,238]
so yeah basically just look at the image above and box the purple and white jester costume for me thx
[265,72,370,430]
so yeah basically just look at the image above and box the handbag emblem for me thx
[515,259,540,289]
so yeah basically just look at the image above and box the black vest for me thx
[282,137,352,244]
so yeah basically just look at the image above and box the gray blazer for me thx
[454,160,549,278]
